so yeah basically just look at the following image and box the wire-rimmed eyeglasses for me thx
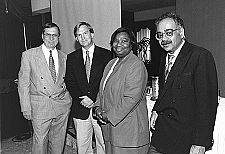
[44,33,59,38]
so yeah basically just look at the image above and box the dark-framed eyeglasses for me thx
[155,29,179,40]
[44,33,59,38]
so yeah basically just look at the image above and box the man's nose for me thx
[80,34,85,40]
[49,35,55,40]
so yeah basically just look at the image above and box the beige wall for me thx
[51,0,121,53]
[176,0,225,97]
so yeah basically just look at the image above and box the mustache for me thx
[161,40,172,46]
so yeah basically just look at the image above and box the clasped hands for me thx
[79,96,109,124]
[93,107,109,124]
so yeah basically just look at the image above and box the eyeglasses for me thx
[155,29,179,40]
[44,33,59,38]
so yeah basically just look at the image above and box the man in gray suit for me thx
[18,23,72,154]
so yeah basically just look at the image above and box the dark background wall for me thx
[0,0,51,139]
[176,0,225,97]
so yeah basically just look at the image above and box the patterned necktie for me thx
[165,54,175,81]
[85,50,91,82]
[49,50,56,83]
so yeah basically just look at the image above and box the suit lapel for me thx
[54,50,65,85]
[99,59,116,95]
[89,47,99,84]
[34,46,54,86]
[103,53,131,91]
[159,42,191,100]
[74,49,89,91]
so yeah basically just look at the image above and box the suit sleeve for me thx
[107,61,148,126]
[193,51,218,147]
[18,52,31,112]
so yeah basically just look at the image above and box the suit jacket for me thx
[65,45,113,120]
[18,45,72,120]
[96,52,150,147]
[151,41,218,154]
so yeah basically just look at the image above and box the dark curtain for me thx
[0,0,52,139]
[0,0,31,139]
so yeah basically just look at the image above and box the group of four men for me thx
[18,12,218,154]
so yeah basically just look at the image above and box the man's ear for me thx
[41,34,44,41]
[179,27,185,39]
[91,33,94,39]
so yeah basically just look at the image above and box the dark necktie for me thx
[85,50,91,82]
[49,50,56,83]
[165,54,175,81]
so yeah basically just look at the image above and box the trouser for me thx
[31,111,70,154]
[73,109,105,154]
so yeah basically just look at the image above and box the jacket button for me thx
[87,92,90,94]
[49,96,51,98]
[44,87,46,89]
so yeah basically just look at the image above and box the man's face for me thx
[156,18,184,53]
[112,32,132,58]
[42,27,59,50]
[76,25,94,50]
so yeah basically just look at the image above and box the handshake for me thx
[93,107,110,125]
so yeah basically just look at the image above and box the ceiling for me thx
[122,0,176,12]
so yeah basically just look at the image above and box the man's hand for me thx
[189,145,205,154]
[93,107,107,124]
[150,111,158,130]
[79,96,94,108]
[23,111,32,120]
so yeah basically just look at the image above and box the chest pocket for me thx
[175,72,193,89]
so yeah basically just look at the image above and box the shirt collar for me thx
[42,43,57,54]
[168,40,185,60]
[82,43,95,55]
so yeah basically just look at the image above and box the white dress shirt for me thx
[166,40,185,70]
[82,44,95,67]
[42,44,59,75]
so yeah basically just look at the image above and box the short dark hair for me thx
[155,12,185,29]
[42,22,60,36]
[73,21,94,37]
[110,27,137,47]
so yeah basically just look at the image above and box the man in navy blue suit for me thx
[65,22,113,154]
[149,12,218,154]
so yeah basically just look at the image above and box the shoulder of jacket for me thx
[22,46,40,55]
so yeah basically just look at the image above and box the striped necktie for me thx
[165,54,175,81]
[85,50,91,82]
[49,50,56,83]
